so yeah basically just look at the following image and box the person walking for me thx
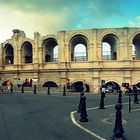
[6,80,11,92]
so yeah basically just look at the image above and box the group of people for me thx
[0,78,34,93]
[17,78,33,88]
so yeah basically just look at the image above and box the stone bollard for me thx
[77,92,84,113]
[79,94,88,122]
[118,90,122,104]
[63,85,66,96]
[99,91,105,109]
[21,84,24,93]
[47,86,50,95]
[34,85,37,94]
[113,103,125,139]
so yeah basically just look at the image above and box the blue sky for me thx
[0,0,140,43]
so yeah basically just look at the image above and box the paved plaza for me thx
[0,92,139,140]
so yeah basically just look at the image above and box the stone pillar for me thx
[93,29,98,61]
[64,43,70,62]
[38,47,43,64]
[12,29,26,65]
[88,43,94,61]
[123,28,130,60]
[34,32,40,64]
[58,31,66,63]
[97,42,102,61]
[118,41,124,60]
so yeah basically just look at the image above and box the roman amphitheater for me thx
[1,27,140,93]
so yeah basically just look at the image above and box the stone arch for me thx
[99,30,121,42]
[101,33,119,60]
[21,41,33,63]
[104,80,120,93]
[42,81,59,87]
[43,35,58,41]
[68,34,89,61]
[2,80,13,86]
[130,31,140,42]
[71,80,90,92]
[2,43,14,65]
[135,81,140,88]
[42,37,58,62]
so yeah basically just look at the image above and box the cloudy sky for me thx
[0,0,140,43]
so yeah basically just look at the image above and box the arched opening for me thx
[2,80,13,86]
[136,82,140,88]
[132,44,136,60]
[42,81,58,87]
[21,41,33,63]
[132,33,140,60]
[3,44,14,65]
[74,44,87,61]
[102,42,111,60]
[69,35,88,62]
[105,81,120,94]
[42,38,58,62]
[102,34,118,60]
[53,46,58,62]
[71,81,89,92]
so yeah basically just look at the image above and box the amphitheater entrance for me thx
[71,81,89,92]
[42,81,58,87]
[105,81,120,94]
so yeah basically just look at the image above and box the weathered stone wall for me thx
[1,27,140,93]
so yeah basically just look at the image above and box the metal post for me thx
[34,85,36,94]
[129,94,131,113]
[47,86,50,95]
[63,85,66,96]
[21,84,24,93]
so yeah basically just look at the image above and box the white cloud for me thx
[0,7,69,43]
[128,16,140,27]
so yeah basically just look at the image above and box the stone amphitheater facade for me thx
[1,27,140,93]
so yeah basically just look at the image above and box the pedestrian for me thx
[17,78,21,88]
[0,78,2,93]
[6,80,11,92]
[66,79,71,94]
[29,79,32,87]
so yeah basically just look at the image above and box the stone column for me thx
[87,43,94,61]
[58,31,66,63]
[64,43,70,62]
[93,29,98,61]
[33,32,40,64]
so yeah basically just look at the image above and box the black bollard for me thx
[118,90,122,104]
[47,86,50,95]
[134,92,139,104]
[99,91,105,109]
[77,92,84,113]
[1,86,3,93]
[21,84,24,93]
[34,85,37,94]
[63,85,66,96]
[11,85,13,93]
[113,103,124,139]
[79,94,88,122]
[129,93,131,113]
